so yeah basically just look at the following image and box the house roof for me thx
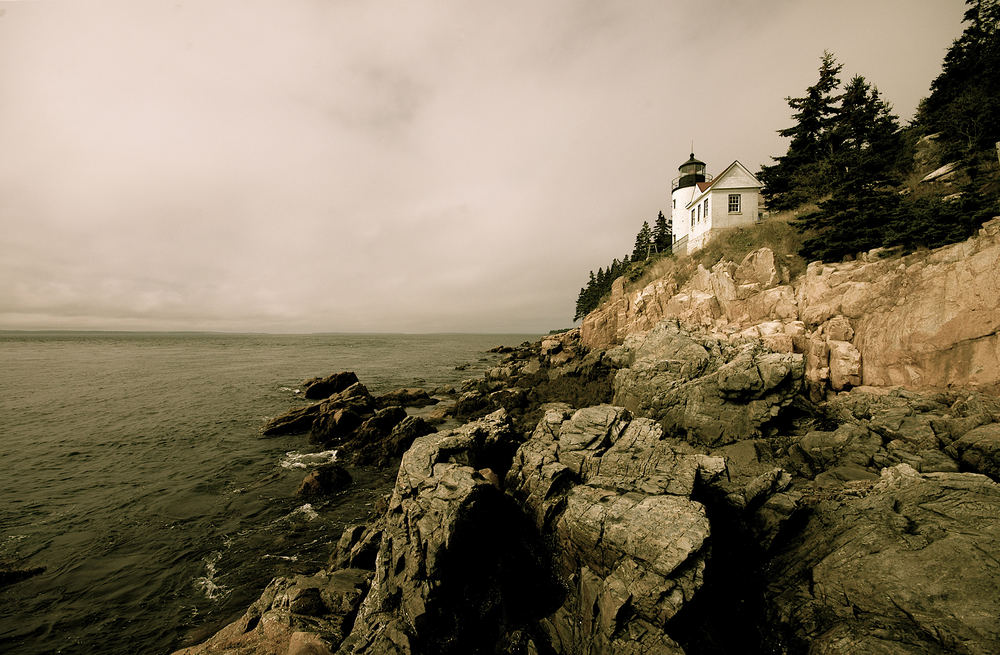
[685,160,761,209]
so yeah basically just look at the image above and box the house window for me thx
[697,205,701,222]
[703,198,708,218]
[672,199,676,209]
[728,194,741,213]
[690,209,695,228]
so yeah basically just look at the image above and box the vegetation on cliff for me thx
[573,212,673,321]
[768,1,1000,262]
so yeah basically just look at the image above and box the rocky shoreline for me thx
[172,318,1000,655]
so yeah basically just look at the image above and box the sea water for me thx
[0,331,535,654]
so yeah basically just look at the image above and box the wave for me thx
[193,551,230,601]
[279,449,338,470]
[290,504,319,521]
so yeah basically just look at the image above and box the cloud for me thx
[0,0,969,332]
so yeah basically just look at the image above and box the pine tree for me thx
[574,287,587,322]
[759,51,844,209]
[916,0,1000,155]
[631,221,653,261]
[652,211,672,254]
[828,76,902,184]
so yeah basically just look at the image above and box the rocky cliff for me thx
[582,217,1000,397]
[174,324,1000,655]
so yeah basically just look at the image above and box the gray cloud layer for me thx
[0,0,965,332]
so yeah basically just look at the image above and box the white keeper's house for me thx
[670,153,763,255]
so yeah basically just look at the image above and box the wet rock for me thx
[354,406,407,443]
[374,388,438,408]
[296,464,352,497]
[381,416,435,461]
[172,569,372,655]
[263,402,323,436]
[353,414,435,467]
[0,562,45,588]
[310,408,363,446]
[310,384,376,445]
[303,372,360,401]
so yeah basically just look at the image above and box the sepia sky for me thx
[0,0,967,333]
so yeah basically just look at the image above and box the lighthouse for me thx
[670,152,707,251]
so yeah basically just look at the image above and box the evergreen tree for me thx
[797,187,900,262]
[653,211,672,253]
[794,74,904,260]
[631,221,653,261]
[828,76,903,184]
[916,0,1000,155]
[759,51,843,209]
[574,287,587,322]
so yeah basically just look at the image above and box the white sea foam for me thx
[262,553,299,561]
[278,386,302,394]
[291,503,319,521]
[279,449,338,470]
[194,551,230,601]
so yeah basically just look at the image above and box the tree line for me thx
[573,212,671,321]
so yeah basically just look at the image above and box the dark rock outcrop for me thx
[303,372,361,400]
[356,415,435,467]
[262,402,323,437]
[172,568,373,655]
[764,464,1000,654]
[373,388,438,408]
[265,378,428,468]
[296,464,352,497]
[337,410,560,655]
[0,562,45,588]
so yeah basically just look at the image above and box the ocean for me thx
[0,331,536,654]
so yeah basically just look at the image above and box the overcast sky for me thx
[0,0,967,333]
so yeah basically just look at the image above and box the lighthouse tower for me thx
[670,152,707,251]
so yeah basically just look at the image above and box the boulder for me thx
[310,408,363,446]
[262,402,322,436]
[373,388,438,408]
[296,464,352,497]
[309,384,375,445]
[827,340,862,391]
[354,406,407,443]
[351,413,434,467]
[734,247,781,287]
[303,372,360,401]
[947,423,1000,480]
